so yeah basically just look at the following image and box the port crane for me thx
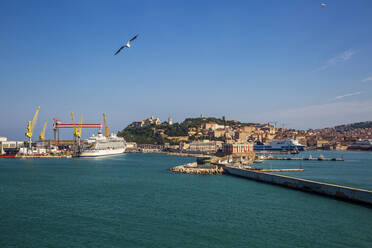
[25,106,40,151]
[71,112,83,154]
[39,120,47,141]
[52,116,102,146]
[71,112,83,139]
[103,113,109,137]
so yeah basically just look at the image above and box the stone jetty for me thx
[170,162,224,175]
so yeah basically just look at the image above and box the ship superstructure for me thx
[79,132,126,157]
[254,139,305,151]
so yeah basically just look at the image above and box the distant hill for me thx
[117,117,257,144]
[334,121,372,131]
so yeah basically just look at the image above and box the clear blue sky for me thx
[1,0,372,140]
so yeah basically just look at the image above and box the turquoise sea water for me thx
[0,152,371,247]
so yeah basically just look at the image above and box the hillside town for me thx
[1,115,371,157]
[119,117,372,153]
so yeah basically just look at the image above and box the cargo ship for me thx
[79,132,126,157]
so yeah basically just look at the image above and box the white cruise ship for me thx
[79,132,126,157]
[254,139,305,151]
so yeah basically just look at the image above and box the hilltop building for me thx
[188,140,221,153]
[130,116,161,128]
[203,122,225,130]
[168,117,173,125]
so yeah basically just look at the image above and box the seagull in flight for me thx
[320,2,327,7]
[114,34,139,55]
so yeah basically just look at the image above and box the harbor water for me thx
[258,150,372,190]
[1,152,371,247]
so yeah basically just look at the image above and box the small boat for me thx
[254,159,264,163]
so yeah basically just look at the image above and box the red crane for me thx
[53,118,102,145]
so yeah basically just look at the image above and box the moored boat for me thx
[79,132,126,157]
[347,139,372,151]
[254,139,305,151]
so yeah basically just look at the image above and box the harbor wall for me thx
[224,167,372,206]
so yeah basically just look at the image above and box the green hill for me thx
[117,117,257,144]
[335,121,372,131]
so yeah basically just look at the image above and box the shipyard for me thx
[0,106,126,158]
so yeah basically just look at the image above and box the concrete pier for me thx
[261,156,344,161]
[224,166,372,206]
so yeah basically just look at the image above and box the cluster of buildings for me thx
[0,136,62,156]
[303,126,372,150]
[130,116,162,128]
[174,123,275,154]
[184,122,277,144]
[130,116,174,128]
[196,121,372,151]
[128,118,372,152]
[0,137,24,155]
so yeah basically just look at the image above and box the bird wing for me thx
[114,46,125,55]
[129,34,138,42]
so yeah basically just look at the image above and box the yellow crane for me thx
[77,115,83,138]
[103,113,109,137]
[25,106,40,150]
[70,112,82,139]
[71,112,82,155]
[39,120,47,140]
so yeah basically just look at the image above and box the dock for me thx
[224,166,372,206]
[260,156,344,161]
[16,155,72,159]
[258,169,304,172]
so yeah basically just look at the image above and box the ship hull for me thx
[347,146,372,151]
[0,154,16,158]
[79,148,126,157]
[254,146,305,151]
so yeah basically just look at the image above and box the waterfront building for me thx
[188,140,219,153]
[126,142,137,149]
[0,138,25,155]
[137,144,164,153]
[222,143,254,155]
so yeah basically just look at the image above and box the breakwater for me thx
[224,166,372,206]
[170,162,224,175]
